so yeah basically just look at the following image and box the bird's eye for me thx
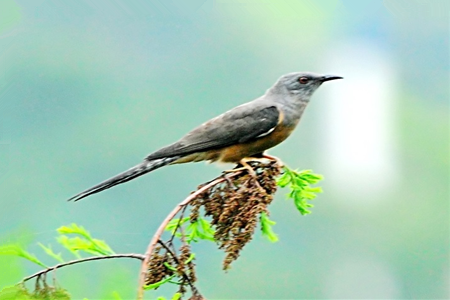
[298,77,309,84]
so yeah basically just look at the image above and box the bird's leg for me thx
[238,158,258,177]
[222,158,268,192]
[223,154,283,175]
[223,159,256,177]
[223,158,259,177]
[261,153,284,168]
[223,172,236,187]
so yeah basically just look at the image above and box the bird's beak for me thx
[320,75,343,82]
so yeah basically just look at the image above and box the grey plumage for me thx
[68,156,181,201]
[68,72,342,202]
[146,105,280,160]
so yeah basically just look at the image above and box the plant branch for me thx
[167,205,188,247]
[22,253,144,283]
[137,171,243,299]
[157,240,198,295]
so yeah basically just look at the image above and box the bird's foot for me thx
[223,155,283,175]
[261,154,284,168]
[222,158,268,192]
[223,155,284,192]
[223,158,257,177]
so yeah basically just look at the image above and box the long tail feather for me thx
[68,156,180,202]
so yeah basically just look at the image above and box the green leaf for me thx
[166,217,216,243]
[299,170,323,184]
[38,243,64,263]
[276,172,291,187]
[163,262,178,272]
[165,217,190,236]
[184,253,195,264]
[185,222,199,243]
[277,166,324,215]
[89,239,115,255]
[308,186,323,193]
[144,275,176,290]
[0,244,47,268]
[171,293,182,300]
[260,212,279,242]
[57,236,90,253]
[184,218,216,243]
[294,198,312,215]
[56,224,115,256]
[57,223,91,238]
[57,235,81,259]
[198,219,215,241]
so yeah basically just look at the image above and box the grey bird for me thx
[68,72,342,201]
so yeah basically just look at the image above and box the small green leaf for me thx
[184,218,216,243]
[184,253,196,264]
[294,197,312,215]
[171,293,182,300]
[56,224,115,256]
[198,219,215,241]
[0,244,47,268]
[308,186,323,193]
[277,166,323,215]
[185,222,199,243]
[276,172,291,187]
[163,262,178,271]
[144,275,176,290]
[89,239,115,255]
[260,212,279,242]
[57,224,90,237]
[38,243,64,263]
[166,217,190,236]
[57,235,81,258]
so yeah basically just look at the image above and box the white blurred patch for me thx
[324,256,401,299]
[320,40,399,202]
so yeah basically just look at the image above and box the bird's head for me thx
[270,72,343,101]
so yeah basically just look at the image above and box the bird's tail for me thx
[68,156,181,202]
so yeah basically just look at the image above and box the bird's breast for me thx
[217,121,298,163]
[172,118,300,165]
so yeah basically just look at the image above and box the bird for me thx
[68,72,342,201]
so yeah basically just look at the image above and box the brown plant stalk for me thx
[136,170,244,299]
[22,253,144,283]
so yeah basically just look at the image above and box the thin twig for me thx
[157,240,199,295]
[167,205,188,247]
[137,171,243,299]
[177,222,197,295]
[22,253,145,283]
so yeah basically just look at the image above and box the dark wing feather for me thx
[147,104,280,160]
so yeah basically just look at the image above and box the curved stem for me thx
[137,172,243,299]
[157,240,198,295]
[22,253,144,283]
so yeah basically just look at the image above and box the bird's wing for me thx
[146,103,281,160]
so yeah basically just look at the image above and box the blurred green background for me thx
[0,0,448,299]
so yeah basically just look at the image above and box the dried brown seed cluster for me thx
[145,243,196,294]
[177,244,196,294]
[145,160,280,298]
[191,160,281,269]
[12,280,71,300]
[145,245,174,285]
